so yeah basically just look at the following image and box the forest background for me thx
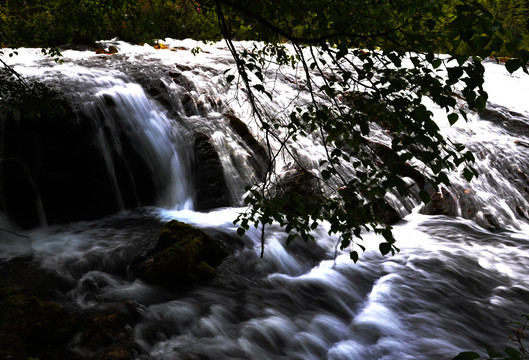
[1,0,529,53]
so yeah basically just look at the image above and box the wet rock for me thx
[421,187,457,216]
[370,200,402,225]
[1,97,157,228]
[0,287,79,359]
[181,92,198,116]
[0,256,75,300]
[272,166,323,215]
[95,46,119,55]
[134,220,228,289]
[366,140,432,191]
[79,300,143,359]
[223,113,269,180]
[193,132,231,210]
[481,212,501,231]
[515,205,527,219]
[480,107,529,136]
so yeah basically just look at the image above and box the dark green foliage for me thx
[0,50,67,119]
[0,0,527,261]
[0,0,222,47]
[209,0,528,260]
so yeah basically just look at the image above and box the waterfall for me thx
[0,40,529,360]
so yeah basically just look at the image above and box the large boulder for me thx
[193,132,231,210]
[135,220,228,289]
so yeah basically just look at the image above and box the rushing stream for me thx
[1,39,529,359]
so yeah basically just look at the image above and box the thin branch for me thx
[0,227,30,238]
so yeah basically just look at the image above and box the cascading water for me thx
[1,39,529,360]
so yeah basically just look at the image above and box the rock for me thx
[181,92,198,116]
[193,132,231,210]
[223,113,269,180]
[79,301,143,358]
[0,287,79,359]
[88,343,141,360]
[266,166,326,221]
[366,140,432,191]
[516,205,527,219]
[0,256,75,300]
[108,45,119,54]
[95,46,119,54]
[421,187,457,216]
[370,199,402,225]
[134,220,228,289]
[0,94,157,228]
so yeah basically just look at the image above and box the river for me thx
[1,39,529,359]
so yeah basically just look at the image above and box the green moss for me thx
[138,220,227,288]
[0,287,78,359]
[193,261,216,282]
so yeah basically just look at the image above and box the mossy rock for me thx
[0,287,79,359]
[137,220,227,288]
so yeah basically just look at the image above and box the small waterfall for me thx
[1,41,529,360]
[86,81,194,209]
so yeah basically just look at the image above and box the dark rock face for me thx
[193,132,231,210]
[274,167,322,203]
[224,113,269,180]
[134,219,228,289]
[366,140,431,191]
[370,200,402,225]
[0,101,157,228]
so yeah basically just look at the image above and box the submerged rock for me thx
[135,220,228,289]
[421,187,458,216]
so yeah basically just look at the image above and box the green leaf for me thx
[286,233,298,244]
[490,37,504,52]
[419,190,431,204]
[486,348,503,358]
[452,352,480,360]
[237,228,245,236]
[350,251,359,263]
[226,74,235,83]
[462,167,475,182]
[448,113,459,125]
[379,242,392,255]
[505,59,522,74]
[519,49,529,64]
[504,347,521,360]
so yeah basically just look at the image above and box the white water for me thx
[1,40,529,359]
